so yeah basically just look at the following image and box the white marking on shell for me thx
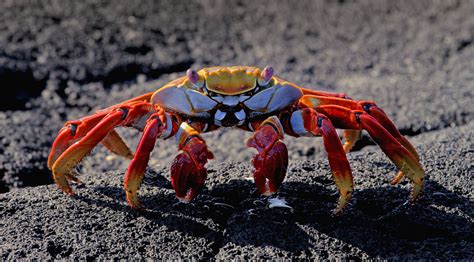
[234,109,246,121]
[153,87,216,117]
[185,89,217,112]
[202,123,209,132]
[243,87,275,111]
[159,113,174,138]
[212,95,224,103]
[290,110,311,136]
[215,109,226,121]
[267,84,303,112]
[153,87,192,115]
[222,96,240,107]
[239,95,250,102]
[235,109,246,124]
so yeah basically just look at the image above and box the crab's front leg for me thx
[288,108,354,213]
[247,116,289,196]
[170,122,214,203]
[49,102,153,195]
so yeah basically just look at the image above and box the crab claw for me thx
[170,135,213,202]
[247,116,288,196]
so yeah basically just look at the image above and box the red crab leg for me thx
[300,95,420,160]
[300,95,421,184]
[51,102,152,195]
[288,108,353,213]
[247,116,289,196]
[48,113,134,169]
[48,112,108,169]
[315,105,424,200]
[124,111,173,208]
[170,122,214,203]
[48,92,155,168]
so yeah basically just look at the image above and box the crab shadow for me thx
[78,169,473,259]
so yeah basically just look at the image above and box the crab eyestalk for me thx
[186,69,199,84]
[258,66,273,86]
[186,69,204,89]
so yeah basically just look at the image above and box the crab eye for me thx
[186,69,204,89]
[258,66,273,86]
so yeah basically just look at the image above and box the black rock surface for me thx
[1,123,472,260]
[0,0,473,259]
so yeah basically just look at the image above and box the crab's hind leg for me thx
[300,95,421,184]
[300,95,419,159]
[50,102,152,195]
[342,129,362,153]
[170,122,214,203]
[124,110,176,208]
[315,105,424,200]
[48,115,134,170]
[247,116,288,196]
[288,108,353,213]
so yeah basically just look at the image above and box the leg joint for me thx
[118,107,129,120]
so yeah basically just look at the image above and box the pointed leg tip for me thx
[126,198,143,210]
[177,197,191,204]
[343,146,351,154]
[391,171,404,185]
[409,186,423,202]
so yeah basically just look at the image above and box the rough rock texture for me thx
[1,123,472,259]
[0,0,473,259]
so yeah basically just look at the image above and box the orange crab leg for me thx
[124,112,171,208]
[315,105,424,200]
[101,129,134,160]
[47,112,108,169]
[170,122,214,203]
[288,108,353,213]
[247,116,288,196]
[51,102,153,195]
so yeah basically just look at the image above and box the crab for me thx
[48,66,424,213]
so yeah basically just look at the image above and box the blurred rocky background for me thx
[0,0,472,259]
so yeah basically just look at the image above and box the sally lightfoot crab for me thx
[48,66,424,213]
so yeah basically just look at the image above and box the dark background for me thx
[0,0,472,259]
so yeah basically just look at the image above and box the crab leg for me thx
[50,102,153,195]
[289,108,353,213]
[299,95,420,160]
[101,129,134,160]
[300,95,421,184]
[315,105,424,200]
[48,114,133,169]
[124,111,173,208]
[247,116,289,196]
[48,112,108,169]
[342,129,362,153]
[170,122,214,203]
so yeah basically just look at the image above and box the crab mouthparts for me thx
[214,107,246,126]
